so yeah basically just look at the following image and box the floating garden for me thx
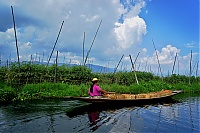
[0,62,199,103]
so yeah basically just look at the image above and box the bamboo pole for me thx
[54,51,58,83]
[177,56,179,75]
[189,50,192,84]
[196,61,199,78]
[6,59,9,68]
[191,61,197,76]
[9,54,11,68]
[47,20,64,67]
[63,56,65,64]
[11,6,20,67]
[137,62,141,71]
[120,62,123,72]
[82,32,85,66]
[145,61,147,72]
[152,39,163,80]
[134,52,140,65]
[84,20,102,66]
[113,54,124,74]
[130,52,140,71]
[35,52,37,63]
[107,60,110,73]
[42,51,44,64]
[150,66,152,72]
[30,55,32,64]
[129,55,139,85]
[172,53,177,75]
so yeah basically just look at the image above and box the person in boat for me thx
[88,78,114,98]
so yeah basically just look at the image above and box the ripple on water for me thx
[129,99,200,133]
[0,94,200,133]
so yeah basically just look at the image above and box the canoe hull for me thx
[65,90,183,105]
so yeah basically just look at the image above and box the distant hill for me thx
[85,64,115,73]
[0,61,115,73]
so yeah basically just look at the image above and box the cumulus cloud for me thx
[136,44,199,75]
[114,16,147,49]
[114,0,147,50]
[0,0,148,66]
[1,0,197,76]
[144,45,180,65]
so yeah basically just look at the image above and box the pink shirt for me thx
[88,85,101,96]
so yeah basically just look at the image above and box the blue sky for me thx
[0,0,199,76]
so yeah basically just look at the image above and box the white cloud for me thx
[20,42,31,49]
[86,15,100,22]
[114,16,147,49]
[142,48,147,53]
[126,0,146,18]
[145,45,180,65]
[135,44,199,76]
[1,0,147,64]
[185,41,197,48]
[1,0,197,76]
[0,28,16,41]
[113,0,147,50]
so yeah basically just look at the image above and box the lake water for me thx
[0,93,199,133]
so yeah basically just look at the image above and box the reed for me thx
[16,82,89,101]
[0,82,16,102]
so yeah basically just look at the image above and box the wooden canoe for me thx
[64,90,183,104]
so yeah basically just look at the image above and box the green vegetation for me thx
[0,82,16,102]
[16,82,86,101]
[0,62,199,102]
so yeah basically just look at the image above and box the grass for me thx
[0,81,200,102]
[16,82,88,101]
[0,82,16,102]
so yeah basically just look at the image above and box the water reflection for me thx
[88,111,100,131]
[66,103,132,131]
[0,94,199,133]
[65,99,178,132]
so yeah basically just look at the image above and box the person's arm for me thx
[96,85,115,95]
[99,89,108,94]
[99,89,115,94]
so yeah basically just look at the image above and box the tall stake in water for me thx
[114,54,124,74]
[152,39,163,80]
[11,6,20,67]
[189,50,192,84]
[82,32,85,66]
[54,51,58,83]
[84,20,102,66]
[196,61,199,78]
[130,52,140,71]
[47,21,64,67]
[191,61,197,76]
[129,55,139,85]
[177,56,179,75]
[172,53,177,75]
